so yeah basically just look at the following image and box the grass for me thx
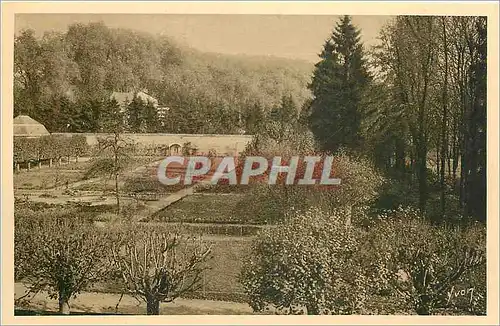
[91,235,252,302]
[15,202,253,302]
[201,238,251,295]
[151,193,261,224]
[14,164,90,190]
[14,156,163,191]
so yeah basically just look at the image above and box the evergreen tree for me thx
[75,98,104,132]
[101,98,124,133]
[55,95,78,132]
[308,15,371,152]
[265,95,299,144]
[142,100,160,133]
[244,103,265,134]
[126,95,145,132]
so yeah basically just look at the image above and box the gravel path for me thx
[15,283,253,315]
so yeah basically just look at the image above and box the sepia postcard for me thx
[1,1,499,325]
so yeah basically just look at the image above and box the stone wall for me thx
[51,133,254,156]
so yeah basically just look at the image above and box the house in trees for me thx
[110,90,170,129]
[110,90,159,111]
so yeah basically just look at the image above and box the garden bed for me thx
[150,193,263,225]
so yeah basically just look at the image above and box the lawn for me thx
[14,160,93,190]
[151,193,259,224]
[87,234,253,302]
[197,237,251,298]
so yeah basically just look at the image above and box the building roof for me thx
[13,115,50,137]
[110,91,158,108]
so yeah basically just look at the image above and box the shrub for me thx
[233,151,385,225]
[241,207,368,314]
[69,135,90,158]
[83,158,115,179]
[13,137,39,162]
[363,207,486,315]
[14,210,111,314]
[122,176,170,195]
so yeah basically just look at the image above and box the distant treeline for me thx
[14,22,313,134]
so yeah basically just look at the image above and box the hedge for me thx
[13,135,89,163]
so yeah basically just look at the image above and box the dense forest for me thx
[305,16,487,222]
[14,21,313,134]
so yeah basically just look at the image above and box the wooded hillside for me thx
[14,22,313,133]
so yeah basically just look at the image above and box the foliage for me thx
[308,15,371,152]
[13,135,90,163]
[13,137,39,162]
[110,226,212,315]
[68,135,89,157]
[233,151,385,224]
[14,23,313,134]
[14,210,111,314]
[241,207,368,314]
[362,207,486,315]
[364,16,487,221]
[83,158,120,180]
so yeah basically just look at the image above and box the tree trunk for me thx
[395,139,405,173]
[27,161,31,171]
[114,133,120,214]
[16,163,20,173]
[115,172,120,214]
[417,140,428,213]
[146,298,160,315]
[306,303,319,315]
[58,295,70,315]
[345,205,352,228]
[439,17,449,221]
[415,295,432,315]
[49,158,53,168]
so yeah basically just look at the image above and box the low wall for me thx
[51,133,254,156]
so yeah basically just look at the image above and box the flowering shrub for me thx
[362,207,486,315]
[231,151,385,224]
[241,207,368,314]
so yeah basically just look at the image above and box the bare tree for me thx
[110,227,212,315]
[89,97,134,214]
[95,132,134,214]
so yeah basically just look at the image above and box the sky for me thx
[15,14,391,63]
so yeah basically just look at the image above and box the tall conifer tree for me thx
[308,15,371,152]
